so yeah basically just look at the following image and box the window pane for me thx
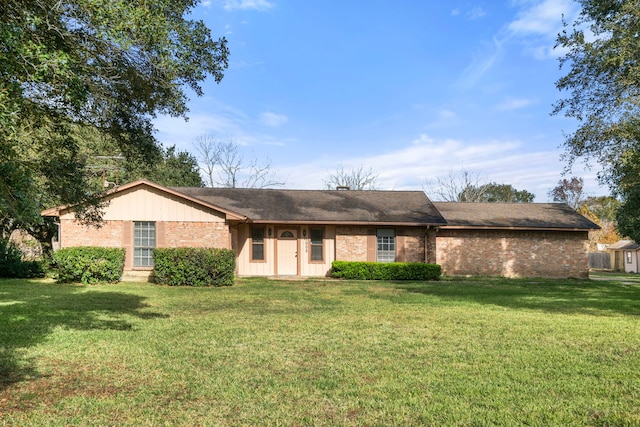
[311,245,323,261]
[376,229,395,263]
[252,243,264,261]
[251,227,264,242]
[310,228,323,244]
[134,222,156,267]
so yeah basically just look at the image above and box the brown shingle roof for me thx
[433,202,600,230]
[173,187,447,225]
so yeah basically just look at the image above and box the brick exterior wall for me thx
[400,228,426,262]
[60,219,124,248]
[436,229,590,278]
[162,222,230,249]
[335,227,369,261]
[60,219,231,271]
[335,226,434,263]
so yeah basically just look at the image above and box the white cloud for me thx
[496,97,534,111]
[505,0,580,59]
[259,112,288,127]
[467,7,487,20]
[508,0,574,36]
[456,37,503,89]
[439,109,457,121]
[451,6,486,20]
[223,0,275,11]
[276,134,606,200]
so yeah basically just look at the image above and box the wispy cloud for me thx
[508,0,573,36]
[451,6,487,20]
[456,37,503,89]
[497,97,534,111]
[223,0,275,11]
[259,112,288,128]
[506,0,579,59]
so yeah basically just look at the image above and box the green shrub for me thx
[0,238,46,278]
[331,261,441,280]
[153,248,235,287]
[52,247,125,284]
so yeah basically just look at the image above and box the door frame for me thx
[275,227,299,275]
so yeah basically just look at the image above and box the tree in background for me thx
[579,195,622,250]
[1,0,228,237]
[426,169,533,202]
[612,150,640,242]
[549,177,585,209]
[425,169,485,201]
[553,0,640,240]
[194,134,285,188]
[324,164,379,190]
[464,183,534,203]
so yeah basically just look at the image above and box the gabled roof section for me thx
[172,187,447,226]
[433,202,600,230]
[41,179,247,221]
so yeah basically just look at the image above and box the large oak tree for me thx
[0,0,228,237]
[553,0,640,240]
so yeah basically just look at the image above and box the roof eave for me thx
[440,225,599,231]
[248,220,446,226]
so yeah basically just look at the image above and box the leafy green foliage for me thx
[460,182,535,203]
[0,239,45,278]
[153,248,235,286]
[1,0,227,236]
[52,247,125,284]
[331,261,441,280]
[554,1,640,238]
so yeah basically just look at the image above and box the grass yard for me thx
[1,273,639,426]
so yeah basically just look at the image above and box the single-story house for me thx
[607,240,640,273]
[42,179,599,279]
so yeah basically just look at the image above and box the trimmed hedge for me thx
[52,247,125,284]
[331,261,441,280]
[0,239,46,278]
[153,247,235,287]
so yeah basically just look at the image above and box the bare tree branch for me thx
[324,164,379,190]
[192,134,285,188]
[424,168,487,201]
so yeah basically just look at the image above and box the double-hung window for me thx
[310,228,324,262]
[376,229,396,262]
[134,221,155,267]
[251,226,265,261]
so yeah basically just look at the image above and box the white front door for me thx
[276,229,298,275]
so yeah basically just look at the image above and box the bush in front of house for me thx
[331,261,441,280]
[153,248,235,287]
[0,238,46,278]
[52,247,125,284]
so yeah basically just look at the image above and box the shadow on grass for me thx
[385,276,640,317]
[0,279,167,391]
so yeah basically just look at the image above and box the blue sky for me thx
[155,0,607,201]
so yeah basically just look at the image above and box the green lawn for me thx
[1,274,639,426]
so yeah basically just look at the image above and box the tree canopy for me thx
[460,183,535,203]
[1,0,228,237]
[426,169,534,202]
[553,0,640,240]
[549,177,586,209]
